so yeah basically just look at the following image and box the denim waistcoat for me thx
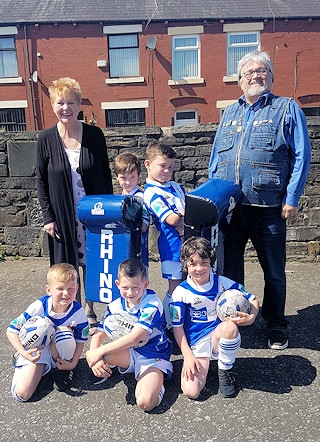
[211,94,291,206]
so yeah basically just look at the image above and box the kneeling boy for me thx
[170,237,259,399]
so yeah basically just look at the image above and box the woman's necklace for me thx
[59,122,81,150]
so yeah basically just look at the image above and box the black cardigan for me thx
[37,123,113,269]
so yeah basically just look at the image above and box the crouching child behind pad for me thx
[86,258,172,412]
[6,263,89,401]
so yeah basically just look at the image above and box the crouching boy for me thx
[86,258,172,411]
[6,263,88,401]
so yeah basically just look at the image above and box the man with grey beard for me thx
[208,50,311,350]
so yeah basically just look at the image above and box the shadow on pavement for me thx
[26,304,319,405]
[240,304,320,351]
[28,351,316,405]
[235,354,317,394]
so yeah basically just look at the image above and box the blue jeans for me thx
[221,205,288,329]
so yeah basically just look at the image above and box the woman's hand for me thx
[44,222,57,238]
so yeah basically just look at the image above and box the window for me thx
[174,110,198,126]
[172,35,200,80]
[227,32,259,76]
[0,109,26,131]
[302,107,320,117]
[106,108,145,127]
[0,37,18,77]
[108,34,139,78]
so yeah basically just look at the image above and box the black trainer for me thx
[268,329,288,350]
[218,368,237,398]
[54,369,74,392]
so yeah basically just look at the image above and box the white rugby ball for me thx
[216,289,250,321]
[103,312,149,348]
[19,315,55,350]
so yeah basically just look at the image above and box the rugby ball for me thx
[216,289,250,321]
[103,312,149,348]
[19,315,55,350]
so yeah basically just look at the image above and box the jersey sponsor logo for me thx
[152,200,166,215]
[140,306,157,325]
[190,306,208,321]
[170,304,181,322]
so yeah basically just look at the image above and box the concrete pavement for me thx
[0,257,319,442]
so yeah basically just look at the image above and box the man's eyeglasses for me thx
[241,68,270,79]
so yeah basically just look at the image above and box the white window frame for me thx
[171,34,201,81]
[226,31,260,77]
[104,25,143,83]
[174,109,198,126]
[108,34,139,78]
[0,26,19,79]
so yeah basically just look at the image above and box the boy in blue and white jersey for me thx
[86,258,172,411]
[114,152,149,272]
[170,237,259,399]
[6,263,88,401]
[143,140,185,332]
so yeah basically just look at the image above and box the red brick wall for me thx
[1,19,320,131]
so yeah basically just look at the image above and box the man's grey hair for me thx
[237,50,274,85]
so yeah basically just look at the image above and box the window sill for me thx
[105,77,145,84]
[0,77,23,84]
[223,75,238,83]
[168,78,204,85]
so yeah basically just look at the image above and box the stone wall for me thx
[0,122,319,261]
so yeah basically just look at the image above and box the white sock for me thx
[54,329,76,361]
[218,334,241,370]
[157,385,165,406]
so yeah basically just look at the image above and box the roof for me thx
[0,0,320,25]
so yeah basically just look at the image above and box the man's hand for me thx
[281,204,298,220]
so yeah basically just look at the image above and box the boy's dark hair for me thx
[114,152,141,176]
[145,140,177,161]
[118,258,147,280]
[180,237,215,272]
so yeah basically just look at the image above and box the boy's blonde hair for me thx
[47,263,78,284]
[49,77,82,106]
[114,152,141,176]
[145,140,177,162]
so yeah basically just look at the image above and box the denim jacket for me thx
[209,94,292,207]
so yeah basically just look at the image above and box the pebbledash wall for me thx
[0,122,320,262]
